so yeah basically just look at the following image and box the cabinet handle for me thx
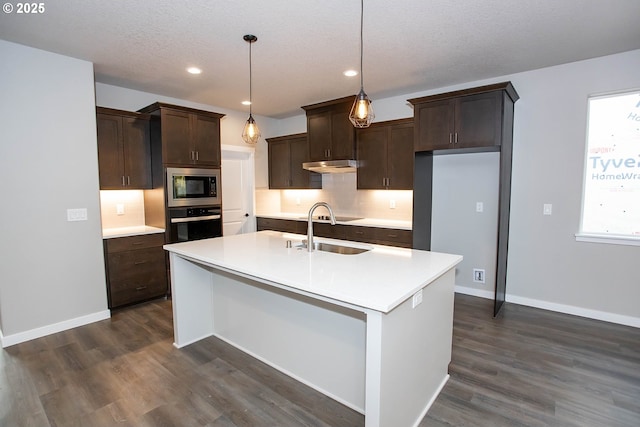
[121,176,126,186]
[449,133,453,144]
[126,176,130,186]
[135,286,147,291]
[195,151,199,161]
[454,133,459,144]
[355,231,364,235]
[134,260,147,265]
[387,234,398,238]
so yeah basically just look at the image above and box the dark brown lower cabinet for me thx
[256,217,412,248]
[104,233,168,309]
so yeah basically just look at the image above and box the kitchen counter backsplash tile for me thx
[257,173,412,222]
[100,190,146,229]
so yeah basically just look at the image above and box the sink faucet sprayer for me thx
[307,202,336,252]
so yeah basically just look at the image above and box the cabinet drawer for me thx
[109,277,167,308]
[374,228,412,248]
[344,226,376,243]
[313,223,346,239]
[257,218,304,233]
[106,233,165,253]
[107,247,166,282]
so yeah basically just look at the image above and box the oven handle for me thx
[170,214,221,223]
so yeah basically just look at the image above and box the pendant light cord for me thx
[249,39,253,116]
[359,0,364,91]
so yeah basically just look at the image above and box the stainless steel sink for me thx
[297,241,370,255]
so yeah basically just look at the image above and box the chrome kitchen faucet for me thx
[306,202,336,252]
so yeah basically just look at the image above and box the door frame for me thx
[221,144,256,234]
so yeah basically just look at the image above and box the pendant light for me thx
[242,34,261,144]
[349,0,375,128]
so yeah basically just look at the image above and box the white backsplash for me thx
[256,173,412,221]
[99,190,146,229]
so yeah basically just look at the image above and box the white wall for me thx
[0,41,109,345]
[270,50,640,326]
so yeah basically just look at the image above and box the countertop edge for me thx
[102,226,165,239]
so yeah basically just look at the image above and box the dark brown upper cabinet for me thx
[409,82,519,153]
[356,118,414,190]
[266,133,322,189]
[302,96,356,161]
[139,103,225,167]
[96,107,152,190]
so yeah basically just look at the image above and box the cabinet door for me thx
[268,140,291,189]
[455,91,503,149]
[122,116,152,188]
[289,136,320,189]
[415,99,455,151]
[307,113,331,161]
[387,123,414,189]
[330,110,356,160]
[193,114,221,166]
[357,127,387,189]
[97,113,125,189]
[161,109,192,165]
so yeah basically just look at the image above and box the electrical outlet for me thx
[389,199,396,209]
[296,197,301,206]
[543,204,552,215]
[473,268,485,284]
[116,204,125,215]
[412,289,423,308]
[476,202,484,213]
[67,208,87,222]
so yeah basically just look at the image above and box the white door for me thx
[221,145,255,235]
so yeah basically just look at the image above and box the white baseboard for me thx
[0,309,111,348]
[455,285,494,300]
[505,294,640,328]
[455,285,640,328]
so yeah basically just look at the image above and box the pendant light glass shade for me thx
[350,88,375,128]
[349,0,374,128]
[242,114,260,144]
[242,34,261,144]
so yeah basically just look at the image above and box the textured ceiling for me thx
[1,0,639,118]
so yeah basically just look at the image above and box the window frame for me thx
[576,88,640,247]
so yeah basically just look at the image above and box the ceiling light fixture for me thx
[242,34,261,145]
[343,69,358,77]
[349,0,374,128]
[186,67,202,75]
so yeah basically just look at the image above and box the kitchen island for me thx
[164,231,462,427]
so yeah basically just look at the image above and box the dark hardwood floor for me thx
[1,294,639,426]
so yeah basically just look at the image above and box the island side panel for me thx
[170,253,215,348]
[365,268,455,427]
[209,267,367,412]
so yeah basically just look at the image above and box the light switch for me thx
[116,204,125,215]
[543,204,552,215]
[389,200,396,209]
[67,208,87,221]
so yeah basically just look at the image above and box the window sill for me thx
[575,233,640,247]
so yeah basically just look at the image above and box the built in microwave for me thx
[166,167,220,207]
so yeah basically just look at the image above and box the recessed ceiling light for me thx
[242,101,251,106]
[344,69,358,77]
[187,67,202,75]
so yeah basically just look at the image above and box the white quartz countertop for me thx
[164,231,461,313]
[102,226,165,239]
[257,213,412,230]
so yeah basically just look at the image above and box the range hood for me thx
[302,159,358,174]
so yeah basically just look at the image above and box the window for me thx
[577,90,640,246]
